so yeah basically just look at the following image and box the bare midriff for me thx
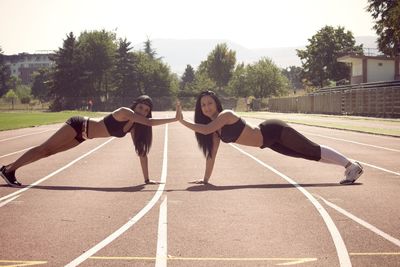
[235,124,263,147]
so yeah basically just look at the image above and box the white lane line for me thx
[65,124,169,267]
[350,159,400,176]
[318,196,400,248]
[0,138,115,204]
[302,132,400,153]
[0,146,34,159]
[0,129,55,143]
[0,194,20,207]
[230,144,352,267]
[156,197,168,267]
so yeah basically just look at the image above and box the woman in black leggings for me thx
[177,90,363,184]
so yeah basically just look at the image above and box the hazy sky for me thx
[1,0,377,54]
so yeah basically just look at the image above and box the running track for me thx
[0,112,399,267]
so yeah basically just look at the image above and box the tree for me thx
[113,38,137,98]
[228,63,249,97]
[144,38,157,59]
[134,51,174,97]
[205,43,236,93]
[179,64,195,94]
[77,30,117,99]
[0,47,11,96]
[51,32,81,109]
[32,68,51,102]
[246,58,289,98]
[281,66,303,93]
[297,26,363,88]
[367,0,400,56]
[4,89,17,109]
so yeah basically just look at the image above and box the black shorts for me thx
[65,116,89,143]
[259,119,321,161]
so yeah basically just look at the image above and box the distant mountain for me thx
[134,36,377,75]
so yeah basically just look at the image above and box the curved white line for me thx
[65,124,169,267]
[319,196,400,247]
[230,144,352,267]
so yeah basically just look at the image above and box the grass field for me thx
[0,111,105,131]
[239,112,400,137]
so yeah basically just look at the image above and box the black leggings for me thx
[259,119,321,161]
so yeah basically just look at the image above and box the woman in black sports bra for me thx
[0,95,179,187]
[177,90,363,185]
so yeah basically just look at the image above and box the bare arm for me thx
[116,106,179,127]
[130,130,163,184]
[139,155,149,182]
[179,112,231,135]
[203,133,220,183]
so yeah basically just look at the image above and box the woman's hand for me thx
[189,179,208,184]
[145,179,164,184]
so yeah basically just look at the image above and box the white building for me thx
[4,52,54,84]
[338,54,400,84]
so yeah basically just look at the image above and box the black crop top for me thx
[216,117,246,143]
[103,114,133,137]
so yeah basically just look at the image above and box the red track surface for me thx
[1,112,399,267]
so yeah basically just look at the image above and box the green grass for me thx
[0,111,105,131]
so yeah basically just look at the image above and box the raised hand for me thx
[175,101,183,121]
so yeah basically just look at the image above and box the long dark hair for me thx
[194,90,223,158]
[130,95,153,156]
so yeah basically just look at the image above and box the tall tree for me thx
[205,43,236,93]
[113,38,137,98]
[134,51,174,97]
[297,26,363,88]
[51,32,81,109]
[77,30,117,99]
[367,0,400,56]
[144,38,157,59]
[246,58,289,98]
[180,64,195,93]
[281,66,303,93]
[228,63,249,97]
[0,47,11,96]
[31,68,52,102]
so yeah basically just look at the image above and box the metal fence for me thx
[267,81,400,118]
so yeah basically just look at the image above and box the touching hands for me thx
[175,101,183,122]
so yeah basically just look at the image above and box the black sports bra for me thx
[103,114,133,137]
[216,117,246,143]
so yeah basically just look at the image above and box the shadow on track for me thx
[0,184,147,192]
[186,182,362,192]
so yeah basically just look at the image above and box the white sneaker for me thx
[340,162,363,185]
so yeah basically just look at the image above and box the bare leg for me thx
[5,124,80,172]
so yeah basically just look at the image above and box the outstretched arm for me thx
[179,112,229,135]
[117,104,180,127]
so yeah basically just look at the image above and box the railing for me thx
[267,81,400,118]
